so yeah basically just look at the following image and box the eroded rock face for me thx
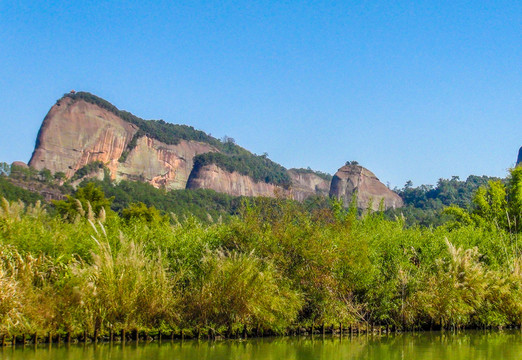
[29,97,138,177]
[27,95,403,205]
[11,161,29,168]
[29,97,216,190]
[330,165,403,210]
[116,136,216,190]
[288,170,330,201]
[187,163,288,198]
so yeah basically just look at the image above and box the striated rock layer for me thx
[29,97,216,190]
[115,135,216,190]
[330,165,403,211]
[288,170,330,201]
[29,97,137,177]
[28,94,402,206]
[187,163,289,198]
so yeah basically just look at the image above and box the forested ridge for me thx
[0,161,506,226]
[387,175,503,226]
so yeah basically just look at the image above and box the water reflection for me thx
[2,331,522,360]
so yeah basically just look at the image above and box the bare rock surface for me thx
[187,163,288,198]
[27,94,402,205]
[330,165,403,210]
[29,97,216,190]
[29,97,137,177]
[288,169,330,201]
[116,135,216,190]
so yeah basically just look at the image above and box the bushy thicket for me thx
[70,161,106,181]
[3,169,522,340]
[81,178,243,222]
[0,177,43,204]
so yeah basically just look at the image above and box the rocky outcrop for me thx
[11,161,29,169]
[288,169,330,201]
[69,167,106,188]
[29,97,216,190]
[330,165,403,211]
[30,97,137,177]
[187,163,289,198]
[5,178,66,202]
[27,93,402,205]
[115,136,216,190]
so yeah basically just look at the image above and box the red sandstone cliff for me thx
[329,165,403,210]
[28,93,402,207]
[29,97,217,190]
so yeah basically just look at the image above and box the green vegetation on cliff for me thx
[290,167,332,181]
[64,91,220,147]
[64,91,291,186]
[70,161,106,181]
[193,151,291,188]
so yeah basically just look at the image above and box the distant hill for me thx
[28,91,326,199]
[26,90,404,209]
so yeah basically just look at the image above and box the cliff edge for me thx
[330,165,403,211]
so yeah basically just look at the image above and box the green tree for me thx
[121,202,168,224]
[445,168,522,233]
[53,183,114,221]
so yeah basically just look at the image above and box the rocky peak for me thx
[329,164,403,210]
[26,92,403,206]
[28,95,217,190]
[288,169,331,201]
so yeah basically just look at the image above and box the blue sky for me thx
[1,1,521,188]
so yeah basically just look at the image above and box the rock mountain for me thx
[330,165,403,211]
[28,91,402,210]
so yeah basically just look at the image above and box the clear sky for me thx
[1,1,521,188]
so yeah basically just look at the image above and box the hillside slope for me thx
[28,91,400,206]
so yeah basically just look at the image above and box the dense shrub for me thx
[3,170,522,338]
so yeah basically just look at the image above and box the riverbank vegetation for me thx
[2,168,522,342]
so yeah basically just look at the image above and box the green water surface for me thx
[2,331,522,360]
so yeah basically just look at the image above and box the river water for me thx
[2,331,522,360]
